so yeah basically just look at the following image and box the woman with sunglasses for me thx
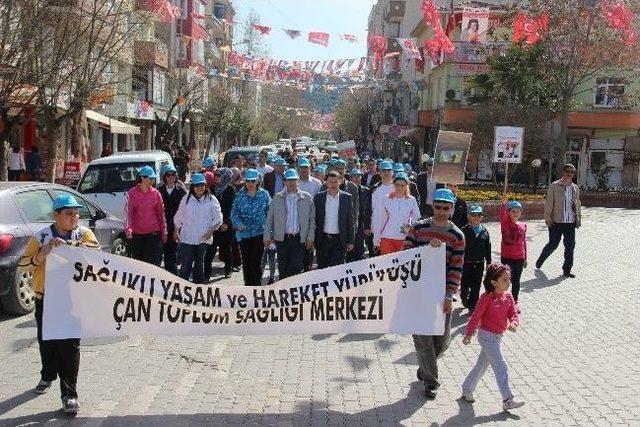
[376,172,420,255]
[231,169,272,286]
[124,166,167,266]
[173,173,223,283]
[204,167,236,280]
[158,164,187,275]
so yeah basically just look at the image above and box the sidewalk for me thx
[0,207,638,426]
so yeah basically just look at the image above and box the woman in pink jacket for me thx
[499,197,527,303]
[124,166,167,266]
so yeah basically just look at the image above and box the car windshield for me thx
[78,162,154,194]
[224,151,260,167]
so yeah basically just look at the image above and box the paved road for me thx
[1,207,639,426]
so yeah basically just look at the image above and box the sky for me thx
[232,0,377,61]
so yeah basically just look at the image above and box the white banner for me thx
[494,126,524,164]
[43,245,446,339]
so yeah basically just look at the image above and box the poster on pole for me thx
[337,140,357,158]
[494,126,524,163]
[432,131,472,184]
[460,7,490,43]
[43,245,446,339]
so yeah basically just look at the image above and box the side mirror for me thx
[93,209,107,221]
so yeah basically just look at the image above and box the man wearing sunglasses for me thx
[404,188,465,400]
[536,163,581,278]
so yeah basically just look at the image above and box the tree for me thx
[335,89,373,142]
[202,85,234,151]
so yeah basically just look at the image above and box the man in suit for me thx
[447,184,469,229]
[321,159,359,230]
[417,157,436,218]
[264,169,315,279]
[314,171,354,268]
[363,158,381,188]
[346,168,371,262]
[263,158,287,196]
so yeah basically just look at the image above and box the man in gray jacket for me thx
[264,169,315,279]
[536,163,582,278]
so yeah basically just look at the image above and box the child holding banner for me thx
[461,263,525,411]
[499,197,527,304]
[18,194,101,415]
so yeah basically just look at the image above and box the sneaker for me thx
[563,272,576,278]
[62,397,79,414]
[34,380,51,394]
[424,387,437,400]
[535,259,543,269]
[503,397,525,411]
[461,390,475,403]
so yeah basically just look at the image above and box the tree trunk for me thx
[555,93,572,180]
[43,119,62,183]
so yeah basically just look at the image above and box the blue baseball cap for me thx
[314,165,327,173]
[275,158,287,166]
[283,169,299,180]
[393,172,409,182]
[138,165,156,179]
[379,161,393,171]
[403,163,413,172]
[349,168,362,176]
[161,164,177,177]
[52,194,83,211]
[190,173,206,186]
[334,159,346,167]
[393,163,405,173]
[433,188,455,204]
[469,204,483,214]
[202,156,216,169]
[298,158,311,168]
[244,168,259,181]
[508,200,523,210]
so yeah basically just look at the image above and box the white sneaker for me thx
[461,390,475,403]
[503,397,525,411]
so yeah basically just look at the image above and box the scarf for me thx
[214,167,233,196]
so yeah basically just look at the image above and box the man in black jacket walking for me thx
[346,168,371,262]
[460,204,491,311]
[158,165,187,274]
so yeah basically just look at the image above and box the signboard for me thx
[432,131,472,184]
[461,7,490,43]
[494,126,524,163]
[337,140,357,158]
[43,245,446,339]
[443,41,507,63]
[61,162,81,188]
[453,63,491,77]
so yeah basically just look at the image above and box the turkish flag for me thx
[308,32,330,47]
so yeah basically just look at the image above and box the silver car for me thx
[0,182,126,315]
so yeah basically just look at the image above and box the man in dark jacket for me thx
[263,158,287,196]
[158,165,186,274]
[314,171,354,268]
[416,157,436,218]
[363,158,381,188]
[447,184,468,229]
[346,168,371,262]
[460,204,491,311]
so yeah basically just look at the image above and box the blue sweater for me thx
[231,188,271,242]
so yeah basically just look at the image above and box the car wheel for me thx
[0,267,35,315]
[111,236,128,257]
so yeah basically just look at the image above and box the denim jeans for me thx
[179,243,208,284]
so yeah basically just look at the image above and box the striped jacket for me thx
[404,218,465,299]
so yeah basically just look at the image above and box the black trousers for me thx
[316,234,346,269]
[460,262,485,311]
[8,169,21,181]
[130,232,162,266]
[365,233,378,258]
[346,227,367,263]
[162,238,178,275]
[204,231,232,279]
[276,236,305,279]
[35,299,80,399]
[239,235,264,286]
[420,204,434,219]
[501,257,525,302]
[537,222,576,274]
[303,248,314,272]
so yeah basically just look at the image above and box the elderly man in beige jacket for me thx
[535,163,582,278]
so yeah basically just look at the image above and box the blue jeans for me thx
[179,243,208,284]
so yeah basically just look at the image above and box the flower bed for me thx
[457,188,545,203]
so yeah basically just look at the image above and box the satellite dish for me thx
[445,89,456,100]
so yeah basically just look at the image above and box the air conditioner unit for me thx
[445,89,462,101]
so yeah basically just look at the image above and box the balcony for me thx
[134,39,169,69]
[385,1,405,22]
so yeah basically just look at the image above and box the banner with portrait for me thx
[461,7,490,43]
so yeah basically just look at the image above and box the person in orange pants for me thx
[376,172,420,255]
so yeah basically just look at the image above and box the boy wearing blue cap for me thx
[460,204,492,312]
[18,194,100,414]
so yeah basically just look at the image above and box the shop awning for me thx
[85,109,140,135]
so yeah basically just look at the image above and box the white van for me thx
[77,151,174,219]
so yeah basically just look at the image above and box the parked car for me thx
[77,151,174,219]
[0,182,126,315]
[222,147,262,167]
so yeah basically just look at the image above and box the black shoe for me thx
[416,369,424,381]
[34,380,51,394]
[62,397,79,415]
[535,259,543,269]
[225,273,232,279]
[424,388,437,400]
[267,278,275,285]
[563,272,576,278]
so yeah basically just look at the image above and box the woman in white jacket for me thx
[173,173,223,284]
[377,172,420,255]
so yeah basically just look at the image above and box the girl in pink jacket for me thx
[499,198,527,303]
